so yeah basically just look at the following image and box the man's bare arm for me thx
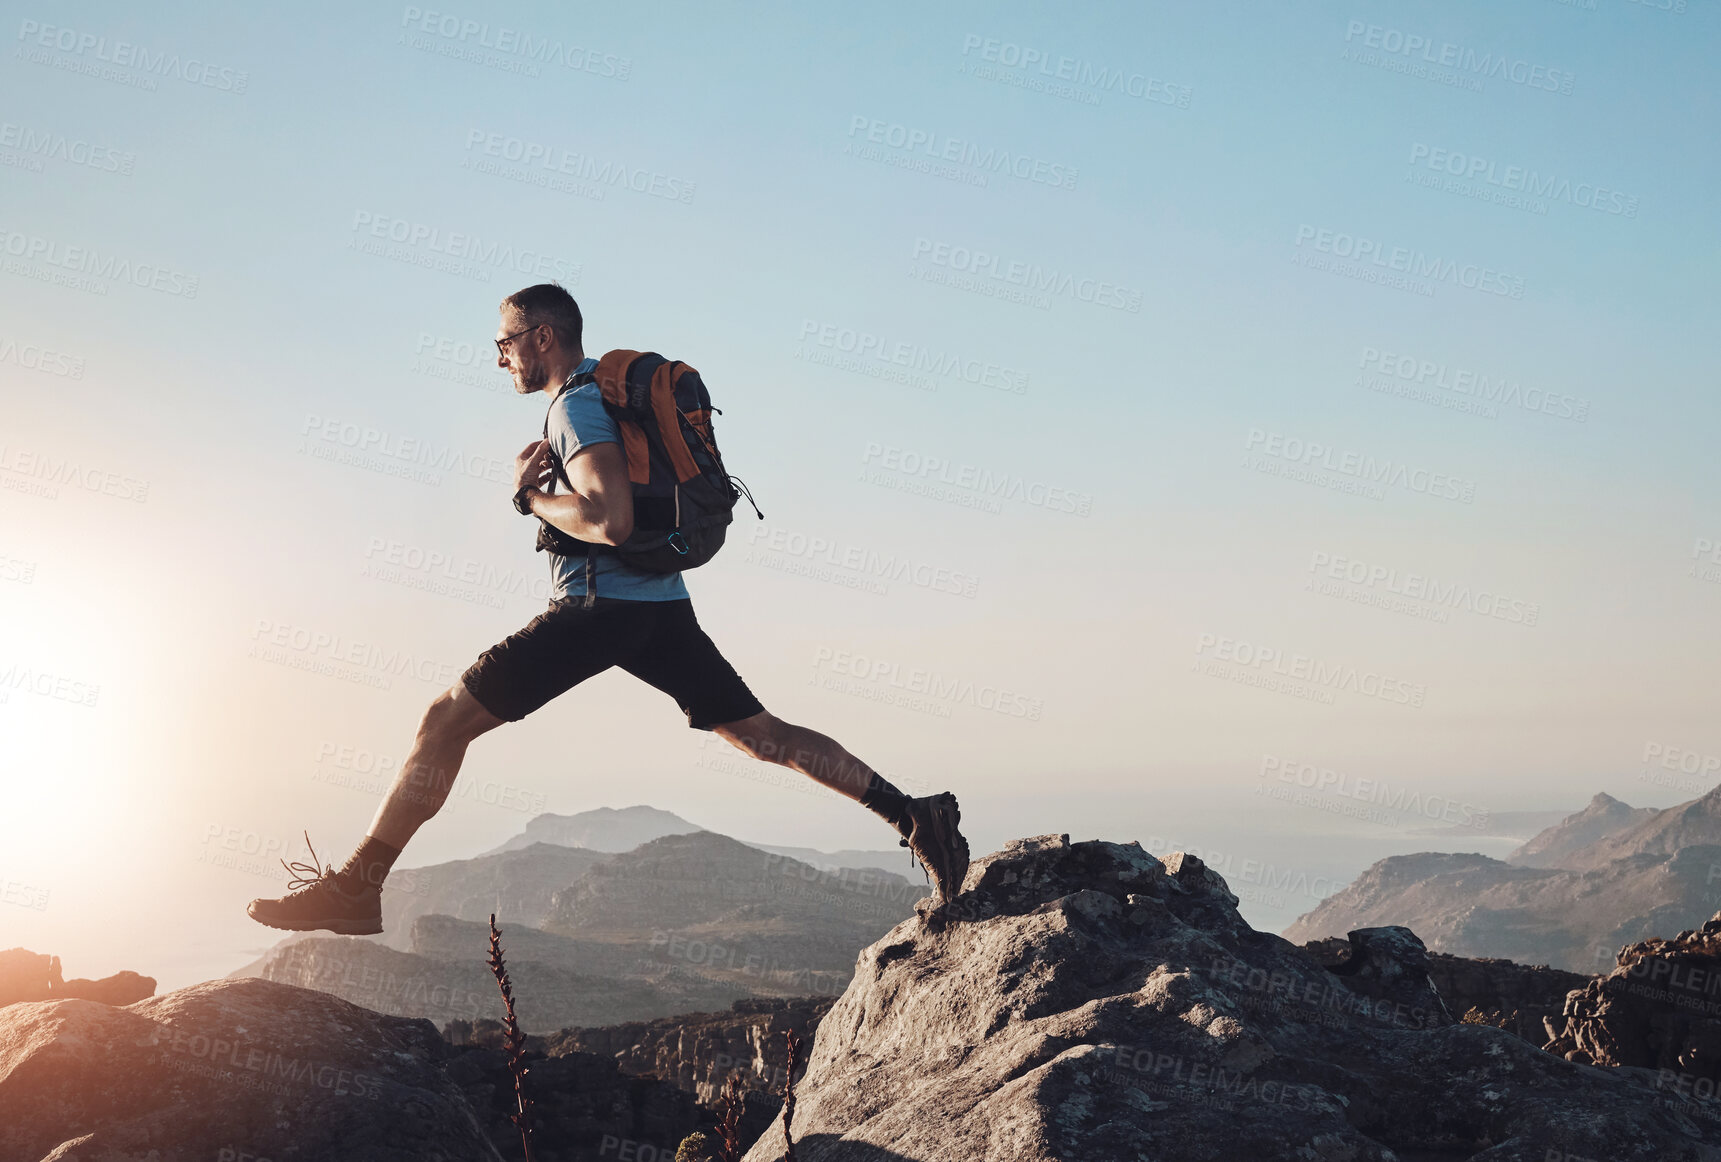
[514,439,634,545]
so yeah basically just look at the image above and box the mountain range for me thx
[17,834,1713,1160]
[1286,787,1721,971]
[235,806,930,1029]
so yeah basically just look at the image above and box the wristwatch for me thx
[512,485,537,516]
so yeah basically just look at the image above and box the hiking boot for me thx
[247,837,382,935]
[897,792,970,910]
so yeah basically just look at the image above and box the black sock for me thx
[859,772,914,837]
[336,835,402,892]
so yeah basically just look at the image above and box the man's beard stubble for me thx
[513,354,550,395]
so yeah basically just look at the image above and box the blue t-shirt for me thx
[545,357,690,602]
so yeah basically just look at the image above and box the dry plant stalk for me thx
[780,1029,803,1162]
[716,1071,746,1162]
[488,913,536,1161]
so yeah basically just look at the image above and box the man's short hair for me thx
[500,283,583,352]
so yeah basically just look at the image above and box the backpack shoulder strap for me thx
[543,355,652,485]
[543,363,600,440]
[542,363,603,489]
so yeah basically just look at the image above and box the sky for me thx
[1,0,1717,988]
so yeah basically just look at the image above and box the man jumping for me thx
[248,283,970,936]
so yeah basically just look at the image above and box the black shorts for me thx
[460,597,765,729]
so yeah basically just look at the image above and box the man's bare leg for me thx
[712,710,883,802]
[367,682,506,850]
[334,680,507,889]
[712,710,971,906]
[248,681,504,932]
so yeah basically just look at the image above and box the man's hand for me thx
[514,439,555,493]
[528,442,635,545]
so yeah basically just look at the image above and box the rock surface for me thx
[531,995,835,1107]
[445,1043,734,1162]
[1427,952,1590,1046]
[0,948,157,1008]
[0,978,500,1162]
[1301,938,1592,1047]
[0,948,58,1004]
[1546,910,1721,1083]
[743,833,1721,1162]
[0,975,754,1161]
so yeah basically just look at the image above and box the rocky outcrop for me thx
[55,970,157,1007]
[16,836,1721,1161]
[0,947,56,1004]
[530,995,835,1107]
[1508,792,1658,869]
[1301,938,1591,1047]
[1546,910,1721,1083]
[1283,844,1721,972]
[446,1043,739,1162]
[0,978,500,1161]
[1428,952,1590,1045]
[0,975,752,1161]
[0,948,156,1008]
[743,834,1721,1161]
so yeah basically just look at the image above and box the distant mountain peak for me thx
[483,804,705,856]
[1291,783,1721,970]
[1505,791,1655,871]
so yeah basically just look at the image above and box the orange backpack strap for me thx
[651,361,702,483]
[592,349,652,484]
[616,419,651,485]
[592,349,640,408]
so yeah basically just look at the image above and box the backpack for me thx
[536,350,760,602]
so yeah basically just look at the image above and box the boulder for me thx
[1546,909,1721,1089]
[1304,939,1589,1047]
[530,994,835,1107]
[743,834,1721,1161]
[55,970,157,1007]
[0,977,500,1161]
[1,949,158,1009]
[0,947,58,1005]
[1425,952,1591,1046]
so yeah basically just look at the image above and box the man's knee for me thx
[715,711,786,760]
[422,683,503,744]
